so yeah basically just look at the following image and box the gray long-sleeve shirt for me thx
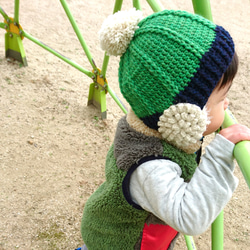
[129,134,238,236]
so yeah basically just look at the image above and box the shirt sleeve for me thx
[129,134,239,235]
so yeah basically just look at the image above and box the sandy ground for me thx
[0,0,249,249]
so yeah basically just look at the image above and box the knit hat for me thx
[99,9,235,150]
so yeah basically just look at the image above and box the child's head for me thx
[99,9,237,151]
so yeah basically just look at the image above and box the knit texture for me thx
[81,117,197,249]
[118,10,235,130]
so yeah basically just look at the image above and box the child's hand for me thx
[219,124,250,144]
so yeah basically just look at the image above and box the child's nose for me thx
[224,98,230,110]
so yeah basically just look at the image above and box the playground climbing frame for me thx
[0,0,215,119]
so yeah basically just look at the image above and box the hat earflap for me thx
[98,8,143,56]
[158,103,210,153]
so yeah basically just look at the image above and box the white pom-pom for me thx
[158,103,210,149]
[98,8,143,56]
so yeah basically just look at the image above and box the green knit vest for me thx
[81,141,197,249]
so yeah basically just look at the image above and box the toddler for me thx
[78,9,250,250]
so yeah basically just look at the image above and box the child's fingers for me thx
[219,124,250,144]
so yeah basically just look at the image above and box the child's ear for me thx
[158,103,210,151]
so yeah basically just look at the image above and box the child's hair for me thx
[217,52,239,90]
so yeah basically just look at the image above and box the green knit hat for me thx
[99,9,235,131]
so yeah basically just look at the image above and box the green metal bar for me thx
[16,34,28,66]
[184,235,197,250]
[59,0,97,71]
[192,3,228,250]
[192,3,230,250]
[101,0,124,80]
[0,6,9,21]
[146,0,164,12]
[210,109,250,250]
[100,90,107,119]
[192,0,213,21]
[101,52,110,79]
[14,0,20,24]
[113,0,123,13]
[5,32,27,65]
[106,85,127,114]
[233,142,250,188]
[0,22,6,29]
[22,31,94,78]
[133,0,142,10]
[222,109,250,188]
[211,211,224,250]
